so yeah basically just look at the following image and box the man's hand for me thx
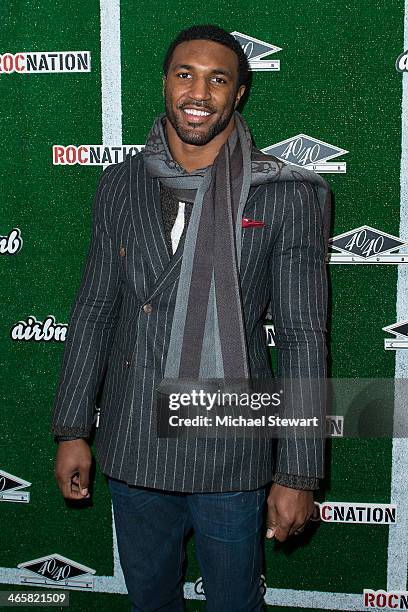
[266,482,315,542]
[54,439,92,500]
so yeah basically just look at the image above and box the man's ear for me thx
[162,75,166,97]
[234,85,246,108]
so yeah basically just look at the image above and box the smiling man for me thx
[52,24,330,611]
[164,38,245,155]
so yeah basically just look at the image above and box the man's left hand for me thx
[266,483,315,542]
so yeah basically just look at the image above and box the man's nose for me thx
[189,77,210,101]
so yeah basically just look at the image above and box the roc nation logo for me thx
[18,554,95,589]
[328,226,408,264]
[0,51,90,73]
[0,469,31,503]
[364,589,408,609]
[231,32,282,71]
[318,502,396,524]
[0,228,23,255]
[396,50,408,72]
[10,315,67,342]
[53,145,143,165]
[383,321,408,350]
[262,134,348,173]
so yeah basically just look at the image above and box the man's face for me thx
[163,39,245,146]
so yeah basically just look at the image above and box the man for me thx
[52,25,330,611]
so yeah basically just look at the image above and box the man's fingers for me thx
[58,475,81,499]
[58,476,74,499]
[266,508,292,540]
[266,526,277,539]
[266,485,316,542]
[289,521,307,537]
[78,466,90,497]
[54,439,92,500]
[266,502,280,539]
[71,474,82,494]
[273,524,291,543]
[266,516,278,538]
[57,473,83,499]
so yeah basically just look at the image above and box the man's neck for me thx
[165,117,236,173]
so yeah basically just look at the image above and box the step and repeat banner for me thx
[1,1,407,610]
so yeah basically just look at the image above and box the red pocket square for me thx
[242,217,265,228]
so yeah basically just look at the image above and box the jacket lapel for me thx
[148,239,184,300]
[129,154,187,299]
[128,154,267,300]
[129,155,171,283]
[148,185,267,299]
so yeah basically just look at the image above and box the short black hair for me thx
[163,24,250,90]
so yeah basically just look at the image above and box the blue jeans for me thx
[107,477,266,612]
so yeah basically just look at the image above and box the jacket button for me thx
[125,360,130,368]
[143,303,153,314]
[119,246,126,257]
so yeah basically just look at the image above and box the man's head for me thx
[162,25,250,147]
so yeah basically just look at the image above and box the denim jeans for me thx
[107,477,266,612]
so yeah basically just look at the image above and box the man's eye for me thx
[212,77,227,84]
[176,72,191,78]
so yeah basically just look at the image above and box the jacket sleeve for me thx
[268,179,329,482]
[51,166,123,438]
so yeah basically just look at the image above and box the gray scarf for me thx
[143,112,330,389]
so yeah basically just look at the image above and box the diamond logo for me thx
[330,226,407,260]
[0,469,31,503]
[231,32,282,71]
[18,554,95,589]
[262,134,348,173]
[383,321,408,338]
[383,320,408,350]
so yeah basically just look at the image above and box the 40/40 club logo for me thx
[262,134,348,173]
[0,469,31,503]
[383,321,408,350]
[328,226,408,264]
[18,554,95,589]
[231,32,281,71]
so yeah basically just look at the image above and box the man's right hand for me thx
[54,439,92,500]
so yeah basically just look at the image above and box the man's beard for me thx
[165,96,235,146]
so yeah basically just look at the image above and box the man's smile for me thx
[183,108,211,116]
[180,105,214,124]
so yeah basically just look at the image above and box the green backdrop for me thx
[0,1,406,610]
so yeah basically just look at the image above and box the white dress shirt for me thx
[170,201,185,254]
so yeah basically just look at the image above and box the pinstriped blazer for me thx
[51,152,328,493]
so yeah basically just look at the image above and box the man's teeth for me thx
[183,108,211,116]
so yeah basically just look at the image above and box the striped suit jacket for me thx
[51,152,328,492]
